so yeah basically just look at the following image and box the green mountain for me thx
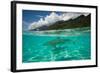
[31,14,91,31]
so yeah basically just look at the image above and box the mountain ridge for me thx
[30,14,91,31]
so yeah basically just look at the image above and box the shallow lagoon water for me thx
[22,27,91,63]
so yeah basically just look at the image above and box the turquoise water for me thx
[22,27,91,63]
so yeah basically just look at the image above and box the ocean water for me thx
[22,27,91,63]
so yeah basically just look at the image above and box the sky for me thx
[23,10,62,31]
[22,10,89,31]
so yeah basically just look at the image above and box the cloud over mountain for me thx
[28,12,89,30]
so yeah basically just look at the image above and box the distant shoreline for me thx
[23,27,90,36]
[29,14,91,31]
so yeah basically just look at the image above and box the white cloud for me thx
[28,12,89,30]
[45,12,61,24]
[61,13,81,21]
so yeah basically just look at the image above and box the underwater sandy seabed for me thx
[22,27,91,63]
